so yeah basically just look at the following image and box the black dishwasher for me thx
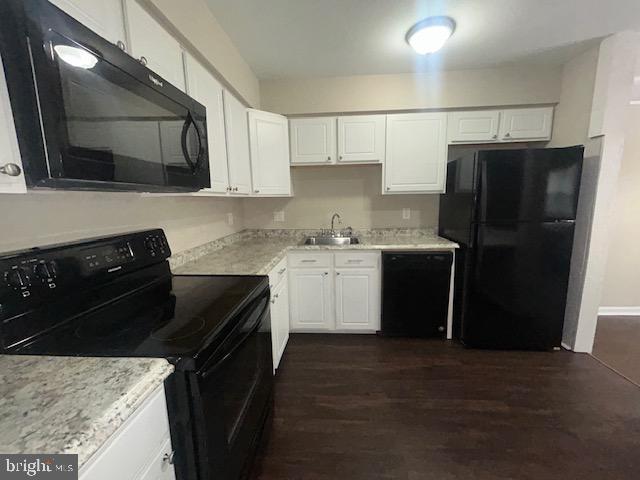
[381,251,453,337]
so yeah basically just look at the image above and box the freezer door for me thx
[477,147,583,222]
[438,153,478,246]
[462,221,575,350]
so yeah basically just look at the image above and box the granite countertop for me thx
[174,229,459,276]
[0,355,174,467]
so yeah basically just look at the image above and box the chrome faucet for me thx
[330,213,342,235]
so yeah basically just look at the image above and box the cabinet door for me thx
[49,0,127,47]
[0,55,26,194]
[124,0,185,91]
[289,117,337,165]
[499,107,553,141]
[248,110,291,196]
[337,115,386,163]
[184,53,229,193]
[289,268,333,330]
[384,112,448,194]
[335,268,380,331]
[270,281,290,370]
[223,91,252,194]
[447,110,500,144]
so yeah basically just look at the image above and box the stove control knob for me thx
[5,267,31,288]
[33,261,57,281]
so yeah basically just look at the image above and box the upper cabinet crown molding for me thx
[337,115,386,164]
[289,117,337,165]
[384,112,448,194]
[248,109,292,196]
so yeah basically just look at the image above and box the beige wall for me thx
[600,105,640,306]
[144,0,260,107]
[242,165,438,230]
[0,192,243,254]
[260,65,562,115]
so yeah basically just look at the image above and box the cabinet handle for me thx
[504,132,511,138]
[339,155,343,160]
[139,56,148,66]
[492,134,498,139]
[301,259,316,263]
[323,272,328,276]
[254,189,260,193]
[336,272,340,275]
[0,163,22,177]
[233,187,239,192]
[116,40,126,52]
[278,268,287,274]
[226,186,231,192]
[386,187,390,191]
[162,451,175,466]
[326,156,331,162]
[347,259,363,263]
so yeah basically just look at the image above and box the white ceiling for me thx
[204,0,640,80]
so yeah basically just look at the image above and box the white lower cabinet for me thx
[268,257,290,371]
[79,385,175,480]
[289,267,334,331]
[335,268,380,330]
[288,251,380,333]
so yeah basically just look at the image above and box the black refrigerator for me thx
[438,146,583,350]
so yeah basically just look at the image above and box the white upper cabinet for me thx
[384,112,448,194]
[337,115,386,164]
[223,91,252,195]
[447,110,500,144]
[123,0,185,91]
[499,107,553,141]
[49,0,127,48]
[289,117,337,165]
[0,54,26,194]
[184,52,229,194]
[248,109,291,196]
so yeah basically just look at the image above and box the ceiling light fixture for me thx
[54,44,98,69]
[406,16,456,55]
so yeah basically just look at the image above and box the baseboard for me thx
[561,342,573,351]
[598,306,640,316]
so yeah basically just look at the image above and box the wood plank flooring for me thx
[593,316,640,385]
[252,334,640,480]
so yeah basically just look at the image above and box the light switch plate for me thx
[402,208,411,220]
[274,210,285,222]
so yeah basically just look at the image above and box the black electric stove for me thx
[0,230,273,480]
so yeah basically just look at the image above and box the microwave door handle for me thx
[199,294,270,378]
[180,114,197,172]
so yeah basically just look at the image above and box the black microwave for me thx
[0,0,210,192]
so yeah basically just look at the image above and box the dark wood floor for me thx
[253,334,640,480]
[593,316,640,385]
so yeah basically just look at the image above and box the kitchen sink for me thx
[303,236,360,246]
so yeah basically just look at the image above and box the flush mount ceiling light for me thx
[406,16,456,55]
[53,44,98,69]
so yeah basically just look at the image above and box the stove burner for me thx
[151,315,206,341]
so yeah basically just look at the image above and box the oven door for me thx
[2,0,210,192]
[191,289,273,480]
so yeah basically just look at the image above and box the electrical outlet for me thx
[274,210,285,222]
[227,213,234,226]
[402,208,411,220]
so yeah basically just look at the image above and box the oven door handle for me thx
[199,293,270,379]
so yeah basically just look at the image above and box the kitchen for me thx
[1,1,639,479]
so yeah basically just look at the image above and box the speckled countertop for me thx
[173,229,458,276]
[0,355,174,467]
